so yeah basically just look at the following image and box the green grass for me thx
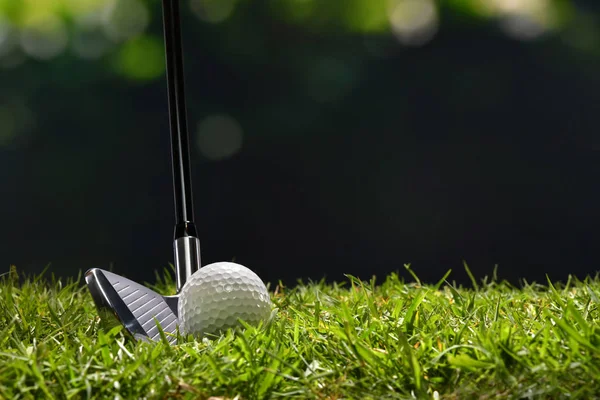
[1,265,599,399]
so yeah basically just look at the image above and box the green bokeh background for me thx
[1,0,599,284]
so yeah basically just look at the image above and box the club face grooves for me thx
[85,268,179,344]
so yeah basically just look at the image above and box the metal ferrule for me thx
[174,236,201,292]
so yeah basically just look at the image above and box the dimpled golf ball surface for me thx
[179,262,272,336]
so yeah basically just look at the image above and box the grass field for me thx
[1,265,599,399]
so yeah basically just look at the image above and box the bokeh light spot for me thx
[196,115,244,161]
[102,0,149,42]
[344,0,389,33]
[72,27,113,60]
[116,36,165,81]
[0,15,16,58]
[499,13,546,40]
[477,0,559,40]
[20,14,68,60]
[66,0,109,30]
[388,0,439,47]
[190,0,237,24]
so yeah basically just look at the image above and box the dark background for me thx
[1,0,599,286]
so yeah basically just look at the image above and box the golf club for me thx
[86,0,199,344]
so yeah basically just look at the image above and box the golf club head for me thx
[84,0,204,345]
[85,268,179,344]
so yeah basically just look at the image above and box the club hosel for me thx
[174,221,198,238]
[174,222,201,293]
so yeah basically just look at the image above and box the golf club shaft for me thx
[162,0,201,290]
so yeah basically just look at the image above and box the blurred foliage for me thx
[0,0,595,80]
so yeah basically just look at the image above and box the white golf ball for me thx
[178,262,272,336]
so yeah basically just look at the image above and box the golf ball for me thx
[178,262,272,336]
